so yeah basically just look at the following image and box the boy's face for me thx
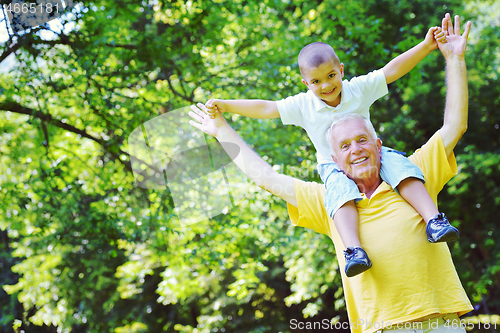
[301,59,344,107]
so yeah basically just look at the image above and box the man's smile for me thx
[352,157,368,164]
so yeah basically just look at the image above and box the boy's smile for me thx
[301,59,344,107]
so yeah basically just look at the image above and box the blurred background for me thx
[0,0,499,332]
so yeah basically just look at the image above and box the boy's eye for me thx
[312,80,319,84]
[329,73,336,78]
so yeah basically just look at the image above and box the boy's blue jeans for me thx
[318,146,425,219]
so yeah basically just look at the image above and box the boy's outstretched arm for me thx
[382,26,446,84]
[205,98,280,119]
[189,103,297,207]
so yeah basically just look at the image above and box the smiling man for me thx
[326,114,383,196]
[189,13,473,333]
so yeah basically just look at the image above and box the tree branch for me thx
[165,76,194,102]
[105,43,137,50]
[0,100,133,172]
[0,41,20,63]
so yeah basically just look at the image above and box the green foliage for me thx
[1,0,499,332]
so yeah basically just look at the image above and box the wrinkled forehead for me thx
[330,119,372,144]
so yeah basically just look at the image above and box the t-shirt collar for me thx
[358,181,391,207]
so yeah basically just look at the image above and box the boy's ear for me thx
[301,78,309,87]
[340,63,345,78]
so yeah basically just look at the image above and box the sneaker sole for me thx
[345,263,372,278]
[429,230,460,243]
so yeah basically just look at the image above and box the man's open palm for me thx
[189,103,227,138]
[438,13,472,59]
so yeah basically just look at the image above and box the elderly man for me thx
[189,13,472,333]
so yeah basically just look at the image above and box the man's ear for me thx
[376,138,382,155]
[331,154,338,164]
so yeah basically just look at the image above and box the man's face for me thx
[330,118,382,184]
[301,59,344,107]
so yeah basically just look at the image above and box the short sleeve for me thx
[408,132,458,198]
[276,93,306,126]
[348,69,388,107]
[287,179,331,236]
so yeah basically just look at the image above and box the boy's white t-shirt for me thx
[277,69,388,165]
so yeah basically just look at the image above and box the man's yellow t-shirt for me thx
[287,133,473,333]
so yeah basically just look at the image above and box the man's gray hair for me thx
[325,114,378,157]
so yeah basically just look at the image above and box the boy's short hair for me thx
[325,114,378,157]
[298,42,341,77]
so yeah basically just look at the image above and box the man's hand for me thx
[437,13,472,59]
[189,103,228,138]
[205,99,226,119]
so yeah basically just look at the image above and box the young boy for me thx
[205,26,459,277]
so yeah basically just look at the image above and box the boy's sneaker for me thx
[344,246,372,277]
[426,213,459,243]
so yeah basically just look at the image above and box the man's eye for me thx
[341,145,348,150]
[359,138,367,143]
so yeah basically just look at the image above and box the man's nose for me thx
[350,142,362,153]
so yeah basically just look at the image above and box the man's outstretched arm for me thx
[189,103,298,207]
[437,13,472,157]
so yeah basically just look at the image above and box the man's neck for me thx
[355,177,382,199]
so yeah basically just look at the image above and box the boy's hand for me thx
[189,103,228,138]
[434,27,447,44]
[205,99,226,119]
[437,13,472,60]
[424,26,446,51]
